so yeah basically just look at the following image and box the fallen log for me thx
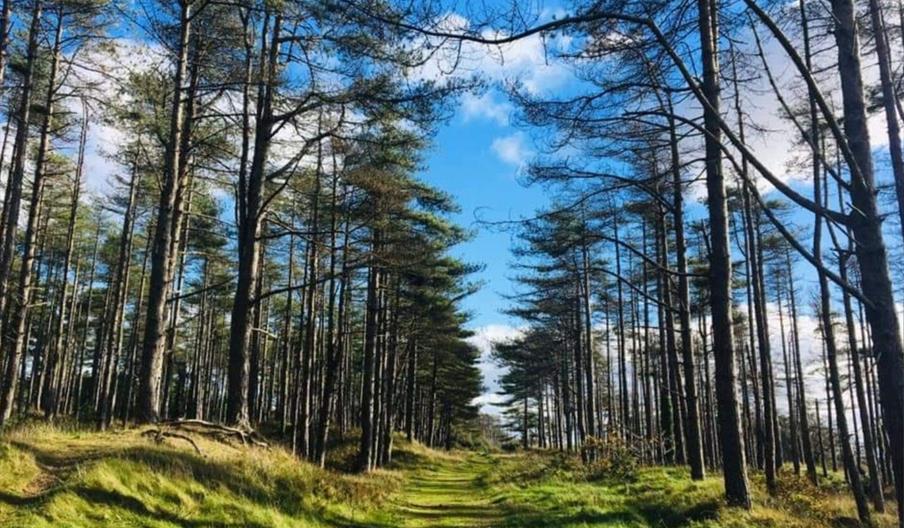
[143,419,270,450]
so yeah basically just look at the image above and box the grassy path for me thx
[3,428,898,527]
[392,453,505,528]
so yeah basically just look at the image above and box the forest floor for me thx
[0,423,897,527]
[390,452,503,527]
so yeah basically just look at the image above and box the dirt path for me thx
[392,454,506,528]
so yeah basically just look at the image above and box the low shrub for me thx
[581,435,638,482]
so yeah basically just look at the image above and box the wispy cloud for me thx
[467,323,523,414]
[460,92,511,126]
[491,133,532,167]
[408,12,572,96]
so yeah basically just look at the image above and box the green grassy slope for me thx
[0,423,400,527]
[0,425,896,527]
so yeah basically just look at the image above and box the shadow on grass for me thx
[492,500,720,528]
[500,508,644,527]
[633,497,720,527]
[76,486,270,528]
[490,481,721,528]
[0,439,396,528]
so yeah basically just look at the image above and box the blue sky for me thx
[419,95,547,412]
[404,4,579,333]
[421,108,546,329]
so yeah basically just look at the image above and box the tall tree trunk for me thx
[867,0,904,251]
[137,0,192,423]
[811,74,870,521]
[226,12,280,429]
[96,162,140,429]
[44,102,87,418]
[314,169,347,466]
[357,234,381,471]
[777,287,800,476]
[0,1,42,394]
[299,160,322,458]
[405,337,417,442]
[613,215,630,437]
[818,286,870,522]
[580,228,597,439]
[697,0,750,506]
[829,0,904,518]
[840,255,885,511]
[0,9,60,423]
[667,109,705,480]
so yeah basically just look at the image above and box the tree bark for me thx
[697,0,750,506]
[0,9,60,423]
[137,0,192,423]
[829,0,904,519]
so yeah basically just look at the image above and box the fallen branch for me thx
[141,429,204,455]
[154,419,270,448]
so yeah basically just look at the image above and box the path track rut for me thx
[393,454,505,528]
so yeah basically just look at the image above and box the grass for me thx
[481,450,900,527]
[390,451,504,527]
[0,424,897,527]
[0,422,402,527]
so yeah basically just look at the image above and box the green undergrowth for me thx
[483,450,899,527]
[0,424,898,527]
[0,422,407,527]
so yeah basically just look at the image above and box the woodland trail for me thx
[391,453,506,528]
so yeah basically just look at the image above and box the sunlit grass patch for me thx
[0,423,404,527]
[485,450,899,527]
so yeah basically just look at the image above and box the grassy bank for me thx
[0,422,402,527]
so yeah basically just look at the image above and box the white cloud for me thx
[491,132,532,167]
[460,91,511,125]
[64,40,165,194]
[467,323,524,414]
[83,121,127,193]
[409,12,573,96]
[472,393,508,408]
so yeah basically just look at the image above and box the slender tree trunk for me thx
[811,76,870,520]
[868,0,904,252]
[226,12,281,429]
[44,102,88,418]
[777,287,800,475]
[299,158,322,458]
[0,2,43,401]
[96,163,140,429]
[357,234,380,471]
[314,172,347,466]
[666,110,705,480]
[840,255,885,511]
[580,230,597,439]
[697,0,750,506]
[829,0,904,518]
[137,0,192,423]
[0,10,61,423]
